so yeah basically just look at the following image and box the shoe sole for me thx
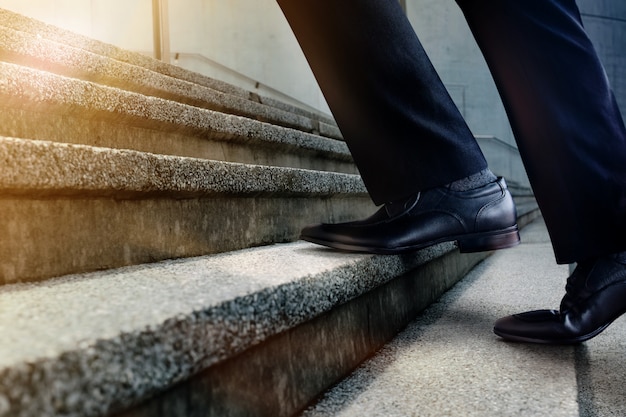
[493,321,614,345]
[301,225,520,255]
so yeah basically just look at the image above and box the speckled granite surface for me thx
[0,7,337,127]
[302,220,580,417]
[0,137,372,283]
[0,136,363,197]
[0,62,349,163]
[0,240,453,417]
[0,24,338,138]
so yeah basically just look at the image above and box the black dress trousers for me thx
[277,0,626,264]
[277,0,489,204]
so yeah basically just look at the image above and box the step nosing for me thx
[0,240,454,414]
[0,25,338,137]
[0,8,337,127]
[0,136,366,197]
[0,62,349,160]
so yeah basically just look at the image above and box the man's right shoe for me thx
[494,252,626,344]
[300,177,520,254]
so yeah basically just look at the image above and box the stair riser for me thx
[0,62,352,172]
[0,196,374,284]
[0,107,356,174]
[0,8,337,127]
[114,208,542,417]
[0,25,343,138]
[115,249,489,417]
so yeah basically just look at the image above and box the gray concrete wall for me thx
[167,0,327,112]
[577,0,626,113]
[406,0,626,147]
[404,0,625,187]
[406,0,515,147]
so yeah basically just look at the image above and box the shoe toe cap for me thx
[493,309,562,343]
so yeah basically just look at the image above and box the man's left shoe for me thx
[300,177,520,254]
[494,252,626,344]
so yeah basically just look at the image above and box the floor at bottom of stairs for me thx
[300,217,626,417]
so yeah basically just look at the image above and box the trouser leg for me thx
[277,0,488,205]
[456,0,626,263]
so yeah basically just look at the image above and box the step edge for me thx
[0,240,456,416]
[0,136,366,198]
[0,62,350,162]
[0,8,337,126]
[0,25,340,138]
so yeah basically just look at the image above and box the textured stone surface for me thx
[0,62,351,172]
[0,136,372,283]
[118,249,489,417]
[0,7,337,127]
[0,240,455,417]
[0,195,374,284]
[0,107,355,174]
[0,24,340,139]
[0,198,539,416]
[0,136,363,197]
[0,134,538,284]
[302,219,581,417]
[575,323,626,417]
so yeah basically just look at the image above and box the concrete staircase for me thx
[0,9,539,417]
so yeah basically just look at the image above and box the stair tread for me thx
[0,136,364,197]
[0,240,454,416]
[0,7,337,127]
[0,24,341,138]
[0,62,349,164]
[301,219,578,417]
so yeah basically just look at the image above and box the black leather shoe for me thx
[494,252,626,344]
[300,177,520,254]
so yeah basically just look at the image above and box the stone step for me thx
[0,8,339,136]
[299,218,584,417]
[0,9,545,417]
[0,23,341,140]
[0,136,373,284]
[0,205,541,417]
[0,61,354,174]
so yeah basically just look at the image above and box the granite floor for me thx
[300,218,626,417]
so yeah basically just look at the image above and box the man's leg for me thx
[278,0,520,254]
[277,0,487,203]
[457,0,626,264]
[456,0,626,343]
